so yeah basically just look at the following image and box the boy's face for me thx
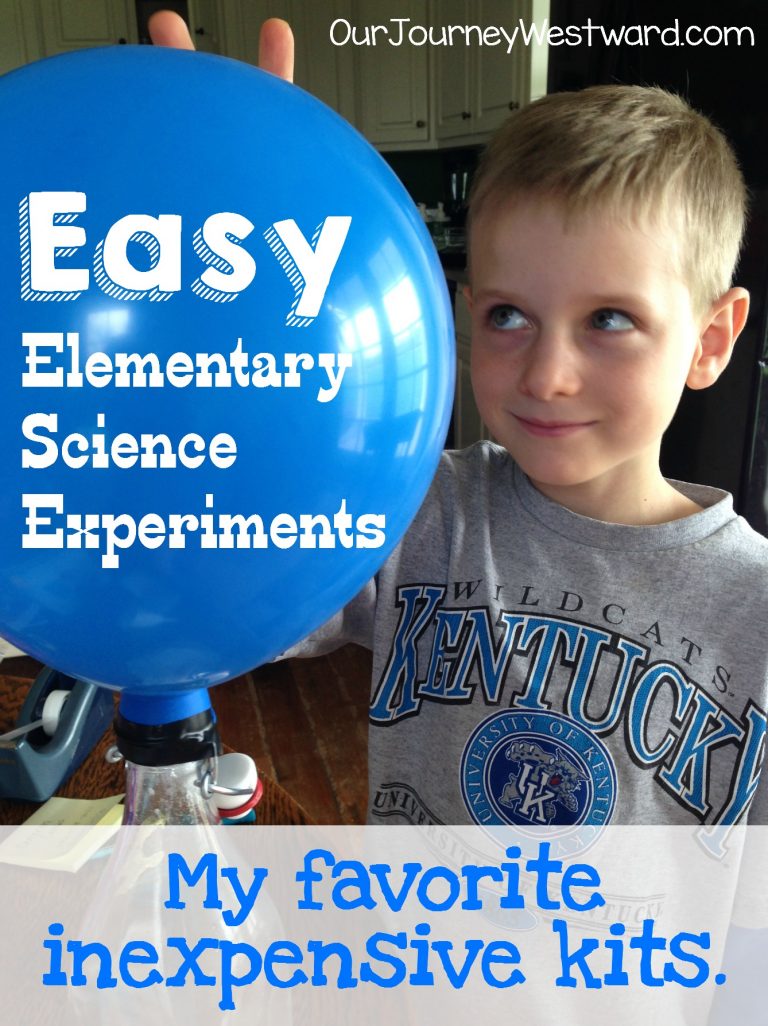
[466,199,735,522]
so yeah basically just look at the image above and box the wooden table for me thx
[0,657,311,826]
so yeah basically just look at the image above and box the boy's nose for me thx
[518,329,582,401]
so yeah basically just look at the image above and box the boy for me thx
[299,87,768,836]
[153,13,768,832]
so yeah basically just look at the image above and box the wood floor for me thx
[1,645,372,825]
[211,643,372,824]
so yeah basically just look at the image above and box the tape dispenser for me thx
[0,666,114,802]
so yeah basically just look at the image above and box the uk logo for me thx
[460,710,618,838]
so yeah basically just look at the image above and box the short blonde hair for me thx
[469,85,747,311]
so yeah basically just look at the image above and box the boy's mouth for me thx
[513,414,595,438]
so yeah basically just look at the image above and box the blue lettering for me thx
[552,919,601,988]
[416,866,461,911]
[67,940,118,989]
[165,936,218,987]
[627,663,692,765]
[370,585,446,721]
[360,931,408,987]
[480,940,525,987]
[451,610,524,703]
[629,919,666,987]
[568,635,645,731]
[331,860,376,911]
[219,865,269,927]
[296,847,334,910]
[306,939,358,988]
[119,941,161,989]
[42,923,67,986]
[164,851,222,912]
[263,941,307,988]
[664,931,711,987]
[369,861,421,911]
[713,702,767,830]
[514,618,582,711]
[431,936,485,988]
[419,608,468,697]
[659,692,742,816]
[561,863,604,912]
[219,941,262,1010]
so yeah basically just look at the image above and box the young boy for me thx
[153,13,768,833]
[292,87,768,836]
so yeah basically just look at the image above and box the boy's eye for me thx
[591,308,634,332]
[488,304,529,330]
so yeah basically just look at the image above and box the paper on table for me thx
[0,637,25,662]
[0,794,124,872]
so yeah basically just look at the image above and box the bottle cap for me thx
[114,689,220,766]
[211,752,259,814]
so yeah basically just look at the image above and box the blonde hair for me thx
[469,85,747,311]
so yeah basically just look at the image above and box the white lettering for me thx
[27,191,88,293]
[21,332,352,401]
[199,212,256,294]
[270,216,351,318]
[20,412,238,471]
[101,214,182,293]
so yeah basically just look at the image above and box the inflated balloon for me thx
[0,47,453,693]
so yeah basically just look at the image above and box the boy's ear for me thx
[461,284,473,310]
[686,287,750,390]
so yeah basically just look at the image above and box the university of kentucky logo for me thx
[460,709,618,834]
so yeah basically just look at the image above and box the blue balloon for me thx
[0,47,454,694]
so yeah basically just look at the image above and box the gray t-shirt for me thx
[292,441,768,830]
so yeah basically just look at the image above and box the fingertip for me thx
[258,18,295,82]
[148,10,195,50]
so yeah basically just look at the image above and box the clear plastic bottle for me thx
[122,758,219,825]
[71,691,288,1025]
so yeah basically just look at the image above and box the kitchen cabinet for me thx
[354,0,549,150]
[183,1,223,54]
[0,0,225,72]
[1,1,549,152]
[0,1,41,73]
[434,0,472,143]
[436,0,549,143]
[219,0,357,125]
[352,0,431,147]
[0,0,354,122]
[0,0,137,72]
[35,0,137,55]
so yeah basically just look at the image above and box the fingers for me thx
[258,18,294,82]
[148,10,195,50]
[147,10,294,85]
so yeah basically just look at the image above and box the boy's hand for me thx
[147,10,294,82]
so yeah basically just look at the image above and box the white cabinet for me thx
[0,1,222,75]
[0,0,138,72]
[352,0,431,147]
[436,0,549,144]
[219,0,356,125]
[0,1,550,152]
[0,0,359,131]
[36,0,137,54]
[434,0,474,140]
[350,0,550,151]
[452,282,490,449]
[186,0,223,55]
[0,1,41,73]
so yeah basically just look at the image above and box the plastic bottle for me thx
[70,691,287,1024]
